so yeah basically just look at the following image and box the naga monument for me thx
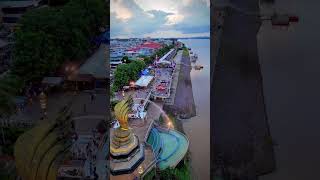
[14,103,74,180]
[110,95,144,175]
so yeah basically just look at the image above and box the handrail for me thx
[140,158,157,178]
[144,119,154,143]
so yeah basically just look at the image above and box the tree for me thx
[12,0,108,82]
[113,60,146,91]
[113,64,130,91]
[48,0,70,6]
[0,75,24,144]
[121,56,130,64]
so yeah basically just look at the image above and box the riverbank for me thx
[164,48,196,119]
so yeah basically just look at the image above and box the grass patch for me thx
[182,48,189,57]
[143,168,156,180]
[159,159,192,180]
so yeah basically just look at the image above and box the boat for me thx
[194,64,203,70]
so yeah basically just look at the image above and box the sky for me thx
[110,0,210,38]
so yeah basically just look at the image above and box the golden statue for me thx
[14,103,74,180]
[113,95,133,130]
[110,95,138,156]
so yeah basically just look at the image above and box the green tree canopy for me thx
[113,60,146,91]
[121,56,130,64]
[12,0,107,82]
[0,75,25,117]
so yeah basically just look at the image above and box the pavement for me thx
[165,51,182,106]
[10,90,108,179]
[170,50,196,118]
[151,68,173,98]
[9,90,107,127]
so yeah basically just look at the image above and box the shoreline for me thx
[165,48,196,179]
[164,49,196,119]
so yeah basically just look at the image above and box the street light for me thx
[167,121,172,129]
[39,91,47,120]
[138,165,144,175]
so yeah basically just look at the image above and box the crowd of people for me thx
[152,68,173,98]
[70,129,101,179]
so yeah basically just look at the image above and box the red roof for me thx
[127,41,162,52]
[140,42,162,49]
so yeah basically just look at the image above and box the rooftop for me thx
[78,44,108,79]
[0,0,39,8]
[135,75,154,87]
[0,39,8,48]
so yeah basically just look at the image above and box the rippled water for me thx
[259,1,320,179]
[179,39,210,180]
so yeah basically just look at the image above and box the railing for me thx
[144,119,154,143]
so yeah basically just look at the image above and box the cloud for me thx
[143,30,210,38]
[111,0,210,38]
[165,14,184,25]
[110,0,133,22]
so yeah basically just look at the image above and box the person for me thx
[93,167,99,180]
[90,93,94,102]
[83,104,87,113]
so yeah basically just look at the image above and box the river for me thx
[258,1,320,179]
[178,39,210,180]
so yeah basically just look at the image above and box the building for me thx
[125,41,162,58]
[0,0,41,28]
[110,51,123,70]
[76,44,108,90]
[0,39,10,73]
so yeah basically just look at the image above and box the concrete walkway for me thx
[9,91,107,127]
[165,51,182,106]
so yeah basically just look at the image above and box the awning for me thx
[135,75,154,87]
[42,77,64,85]
[67,74,94,82]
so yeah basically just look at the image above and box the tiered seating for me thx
[147,128,162,158]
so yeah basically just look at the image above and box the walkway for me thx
[9,91,107,128]
[165,50,182,106]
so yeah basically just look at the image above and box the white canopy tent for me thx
[135,75,154,87]
[156,48,174,64]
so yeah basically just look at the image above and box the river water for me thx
[179,39,210,180]
[258,1,320,179]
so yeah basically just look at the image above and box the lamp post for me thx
[39,92,47,120]
[138,165,144,178]
[122,90,125,98]
[167,121,173,131]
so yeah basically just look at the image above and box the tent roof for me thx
[156,48,174,64]
[42,77,64,85]
[78,44,107,79]
[135,75,154,87]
